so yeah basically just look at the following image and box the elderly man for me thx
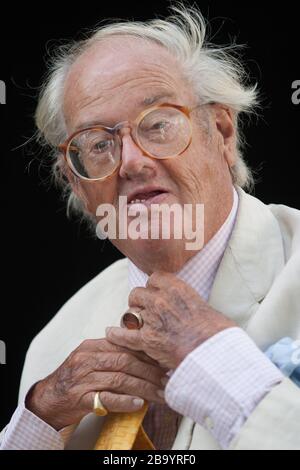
[1,6,300,450]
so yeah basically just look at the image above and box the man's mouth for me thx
[127,188,169,207]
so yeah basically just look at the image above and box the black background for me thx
[0,1,299,429]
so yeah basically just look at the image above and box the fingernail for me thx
[161,377,168,387]
[157,389,165,399]
[105,327,112,335]
[133,398,144,408]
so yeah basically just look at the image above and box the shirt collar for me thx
[128,187,239,301]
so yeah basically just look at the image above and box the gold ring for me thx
[93,391,108,416]
[120,308,144,330]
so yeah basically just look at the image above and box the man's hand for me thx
[106,272,236,370]
[25,339,166,430]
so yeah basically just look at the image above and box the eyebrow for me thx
[141,92,176,106]
[74,92,177,132]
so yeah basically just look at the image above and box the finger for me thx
[147,272,206,304]
[80,371,165,404]
[128,286,153,309]
[77,338,158,366]
[113,347,158,367]
[100,339,158,366]
[89,351,165,387]
[106,345,158,367]
[81,391,145,414]
[146,271,179,289]
[106,327,143,351]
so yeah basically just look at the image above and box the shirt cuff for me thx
[165,327,284,449]
[0,403,65,450]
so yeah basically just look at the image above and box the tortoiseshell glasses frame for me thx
[58,103,203,182]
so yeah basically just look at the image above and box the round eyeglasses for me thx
[58,103,201,181]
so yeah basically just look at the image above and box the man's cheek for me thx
[86,188,116,214]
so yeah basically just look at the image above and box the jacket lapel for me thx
[208,187,285,328]
[82,268,131,339]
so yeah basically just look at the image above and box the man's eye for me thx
[92,140,112,152]
[149,121,170,131]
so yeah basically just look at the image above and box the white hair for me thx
[35,4,258,220]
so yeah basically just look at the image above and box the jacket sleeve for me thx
[229,378,300,450]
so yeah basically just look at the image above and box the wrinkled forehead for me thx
[63,36,193,132]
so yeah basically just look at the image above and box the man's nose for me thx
[119,133,156,179]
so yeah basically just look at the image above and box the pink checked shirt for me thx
[1,187,283,450]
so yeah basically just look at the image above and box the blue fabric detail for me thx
[265,337,300,387]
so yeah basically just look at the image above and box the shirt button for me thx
[204,416,214,431]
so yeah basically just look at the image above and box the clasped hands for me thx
[26,272,234,430]
[107,271,235,370]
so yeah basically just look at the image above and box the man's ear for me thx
[212,104,236,168]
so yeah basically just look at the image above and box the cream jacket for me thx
[2,187,300,449]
